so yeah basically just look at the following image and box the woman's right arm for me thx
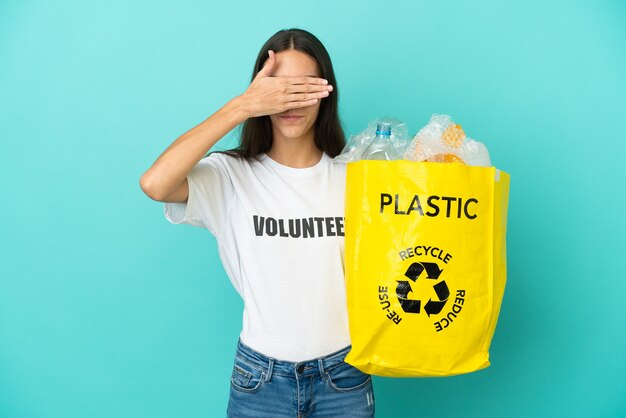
[139,50,332,203]
[139,96,248,203]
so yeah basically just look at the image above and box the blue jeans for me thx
[227,338,375,417]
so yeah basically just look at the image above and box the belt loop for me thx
[318,358,327,380]
[265,358,275,382]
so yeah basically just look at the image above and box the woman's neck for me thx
[266,138,323,168]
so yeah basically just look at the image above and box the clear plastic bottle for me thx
[362,122,400,160]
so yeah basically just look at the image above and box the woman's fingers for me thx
[286,91,331,102]
[241,71,333,117]
[255,50,276,79]
[278,78,333,110]
[285,99,319,109]
[284,76,329,89]
[281,76,333,94]
[284,82,333,94]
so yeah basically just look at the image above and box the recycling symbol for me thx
[396,262,450,316]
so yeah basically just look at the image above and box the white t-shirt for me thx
[163,151,351,361]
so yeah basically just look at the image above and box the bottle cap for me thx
[376,122,392,137]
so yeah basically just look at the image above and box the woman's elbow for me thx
[139,171,164,201]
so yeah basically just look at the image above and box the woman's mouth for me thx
[279,115,304,122]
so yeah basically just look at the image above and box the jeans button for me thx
[296,364,305,374]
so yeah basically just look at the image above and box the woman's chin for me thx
[276,127,311,140]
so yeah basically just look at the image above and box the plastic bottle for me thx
[362,122,399,160]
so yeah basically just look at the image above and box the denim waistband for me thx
[234,338,352,378]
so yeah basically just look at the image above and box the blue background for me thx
[1,0,625,417]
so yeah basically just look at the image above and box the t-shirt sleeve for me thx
[162,154,235,238]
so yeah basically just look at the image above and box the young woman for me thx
[140,28,375,417]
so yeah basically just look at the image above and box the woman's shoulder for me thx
[328,157,347,173]
[204,150,256,164]
[201,151,266,175]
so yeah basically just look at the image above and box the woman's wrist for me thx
[226,94,252,123]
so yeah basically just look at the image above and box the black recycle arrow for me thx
[421,262,443,279]
[396,262,449,315]
[403,262,443,281]
[396,280,421,313]
[424,281,450,317]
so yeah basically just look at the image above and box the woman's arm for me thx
[139,97,247,202]
[139,50,333,203]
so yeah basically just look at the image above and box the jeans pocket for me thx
[325,361,372,392]
[230,357,267,393]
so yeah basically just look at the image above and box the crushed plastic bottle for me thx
[403,114,491,166]
[332,115,492,166]
[362,122,399,160]
[333,117,410,163]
